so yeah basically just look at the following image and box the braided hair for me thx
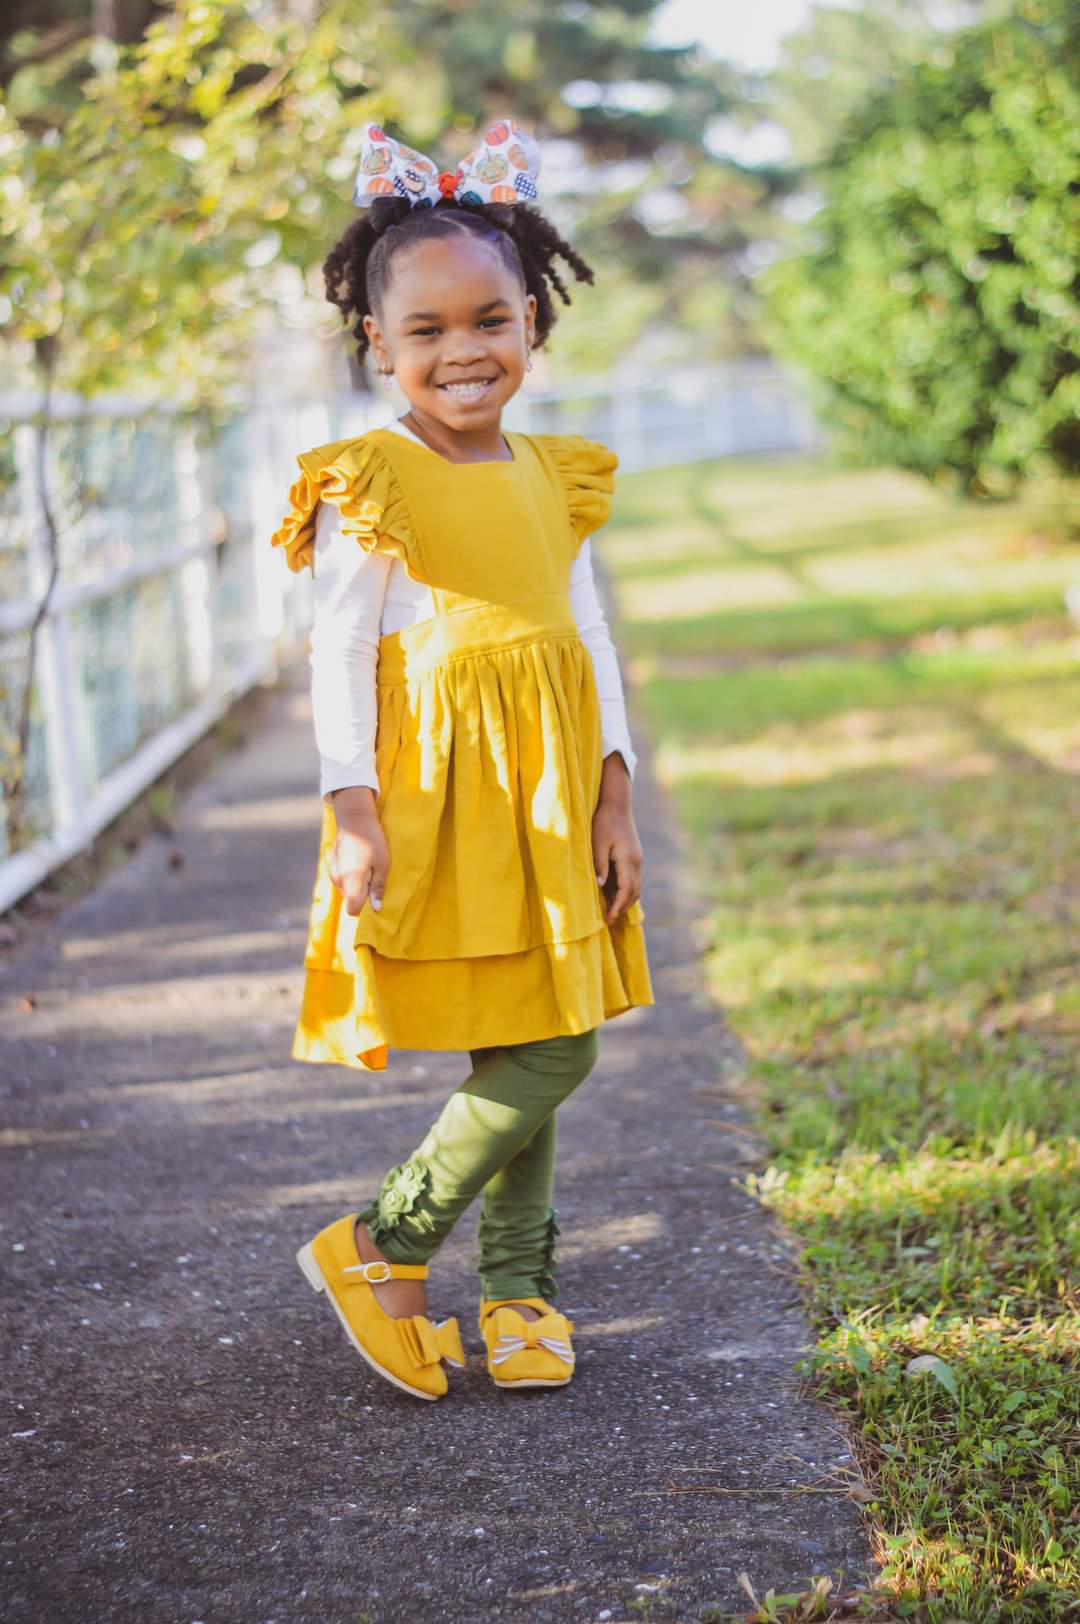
[323,197,595,366]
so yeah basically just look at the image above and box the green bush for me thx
[764,0,1080,495]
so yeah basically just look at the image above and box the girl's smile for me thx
[437,376,497,402]
[364,235,537,460]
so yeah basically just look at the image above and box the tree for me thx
[766,0,998,166]
[763,0,1080,494]
[0,0,404,403]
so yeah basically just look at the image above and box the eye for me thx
[479,317,508,329]
[408,326,439,337]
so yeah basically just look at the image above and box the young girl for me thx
[271,119,653,1401]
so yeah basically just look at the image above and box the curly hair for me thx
[322,197,595,367]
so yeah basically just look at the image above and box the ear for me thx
[363,312,391,373]
[523,291,538,350]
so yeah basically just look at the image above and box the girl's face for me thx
[364,235,537,438]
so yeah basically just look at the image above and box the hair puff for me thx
[322,197,595,367]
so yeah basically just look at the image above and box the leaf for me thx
[903,1353,959,1397]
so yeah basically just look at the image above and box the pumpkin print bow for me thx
[352,118,541,210]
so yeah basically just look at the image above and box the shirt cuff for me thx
[602,734,637,781]
[319,754,380,801]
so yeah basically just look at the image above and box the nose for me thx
[441,330,489,366]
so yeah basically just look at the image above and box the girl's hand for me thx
[328,787,390,917]
[591,753,643,925]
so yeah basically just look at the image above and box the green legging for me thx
[356,1029,599,1302]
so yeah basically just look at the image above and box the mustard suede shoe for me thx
[478,1297,576,1389]
[297,1215,464,1401]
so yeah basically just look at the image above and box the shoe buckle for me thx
[345,1259,393,1283]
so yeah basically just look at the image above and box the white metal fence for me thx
[0,360,819,912]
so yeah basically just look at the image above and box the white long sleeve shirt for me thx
[310,418,637,801]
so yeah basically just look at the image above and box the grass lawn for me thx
[601,453,1080,1622]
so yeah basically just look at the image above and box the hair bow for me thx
[352,118,541,210]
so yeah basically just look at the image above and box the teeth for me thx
[440,380,493,398]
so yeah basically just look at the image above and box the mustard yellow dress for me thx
[271,426,654,1071]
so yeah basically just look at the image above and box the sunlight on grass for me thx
[639,638,1080,745]
[606,456,1079,673]
[596,517,731,571]
[619,585,1074,659]
[806,1299,1080,1616]
[602,452,1080,1619]
[722,501,1062,558]
[805,535,1080,602]
[978,680,1080,769]
[691,460,946,539]
[618,561,802,620]
[655,707,990,788]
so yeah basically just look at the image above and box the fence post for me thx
[175,421,217,702]
[14,420,87,837]
[246,407,288,674]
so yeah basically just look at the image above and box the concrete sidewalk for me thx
[2,664,872,1623]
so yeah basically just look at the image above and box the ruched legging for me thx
[355,1030,599,1301]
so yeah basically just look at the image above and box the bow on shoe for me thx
[353,118,541,210]
[398,1314,465,1371]
[490,1310,575,1367]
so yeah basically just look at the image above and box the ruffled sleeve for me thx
[270,434,418,577]
[537,434,619,546]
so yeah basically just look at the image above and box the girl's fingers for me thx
[369,853,390,913]
[593,837,611,887]
[342,849,389,916]
[343,872,371,916]
[331,831,387,915]
[606,869,631,922]
[605,852,642,923]
[339,851,375,915]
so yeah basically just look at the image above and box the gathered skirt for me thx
[292,614,654,1071]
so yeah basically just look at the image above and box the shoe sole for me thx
[296,1242,441,1402]
[491,1375,573,1388]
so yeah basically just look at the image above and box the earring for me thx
[381,368,393,391]
[525,350,533,373]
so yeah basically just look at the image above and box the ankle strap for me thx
[479,1295,551,1320]
[344,1259,429,1283]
